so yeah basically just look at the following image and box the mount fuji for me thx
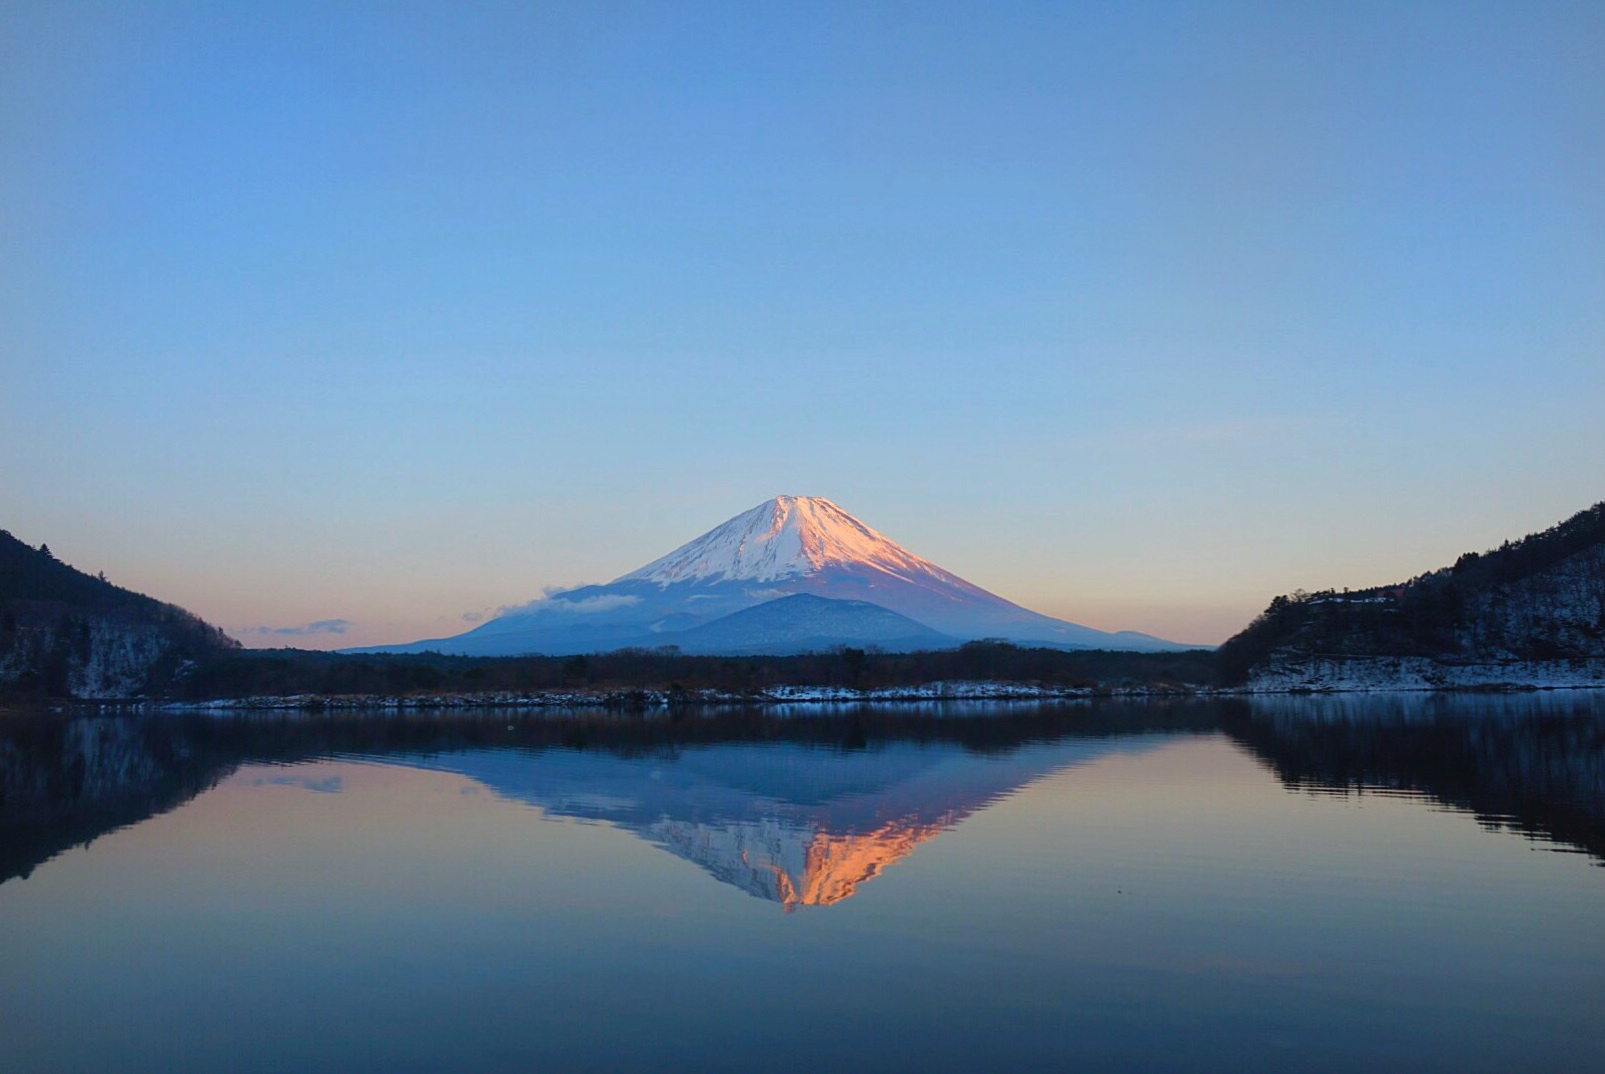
[353,496,1187,656]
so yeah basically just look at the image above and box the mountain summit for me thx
[355,496,1187,656]
[619,496,951,586]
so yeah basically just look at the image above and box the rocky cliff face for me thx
[0,603,190,697]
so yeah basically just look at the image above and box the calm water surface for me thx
[1,695,1603,1073]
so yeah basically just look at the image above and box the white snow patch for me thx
[1247,656,1605,693]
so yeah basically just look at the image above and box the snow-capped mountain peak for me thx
[353,494,1191,655]
[615,495,952,586]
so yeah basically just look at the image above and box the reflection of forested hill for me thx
[0,703,1213,890]
[0,715,240,883]
[5,696,1601,902]
[1224,693,1605,863]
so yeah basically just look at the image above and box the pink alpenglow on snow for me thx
[620,496,967,587]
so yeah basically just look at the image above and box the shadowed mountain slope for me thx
[666,594,952,654]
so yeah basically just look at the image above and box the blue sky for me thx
[3,1,1602,647]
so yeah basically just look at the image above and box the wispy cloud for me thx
[558,594,640,614]
[494,592,639,618]
[240,619,353,637]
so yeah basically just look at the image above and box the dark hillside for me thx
[0,530,156,606]
[1217,502,1605,684]
[179,641,1218,700]
[1,531,238,698]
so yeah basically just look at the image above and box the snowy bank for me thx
[1246,656,1605,693]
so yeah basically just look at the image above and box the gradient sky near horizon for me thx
[3,1,1603,648]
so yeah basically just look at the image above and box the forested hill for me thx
[1,530,238,698]
[4,530,164,607]
[1217,502,1605,684]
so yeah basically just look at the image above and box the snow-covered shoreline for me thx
[144,680,1190,713]
[1246,656,1605,693]
[33,665,1602,712]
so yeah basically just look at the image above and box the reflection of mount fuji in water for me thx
[0,704,1212,897]
[2,697,1602,900]
[414,736,1164,909]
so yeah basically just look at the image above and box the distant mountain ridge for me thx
[1218,501,1605,688]
[357,496,1186,656]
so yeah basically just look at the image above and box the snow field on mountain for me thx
[618,495,964,587]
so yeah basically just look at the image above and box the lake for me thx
[2,694,1602,1073]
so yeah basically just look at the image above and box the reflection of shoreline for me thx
[0,716,243,885]
[2,695,1603,903]
[0,703,1213,891]
[1224,693,1605,863]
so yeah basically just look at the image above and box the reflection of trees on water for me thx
[0,715,236,885]
[0,702,1213,891]
[1,694,1601,899]
[1222,692,1605,864]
